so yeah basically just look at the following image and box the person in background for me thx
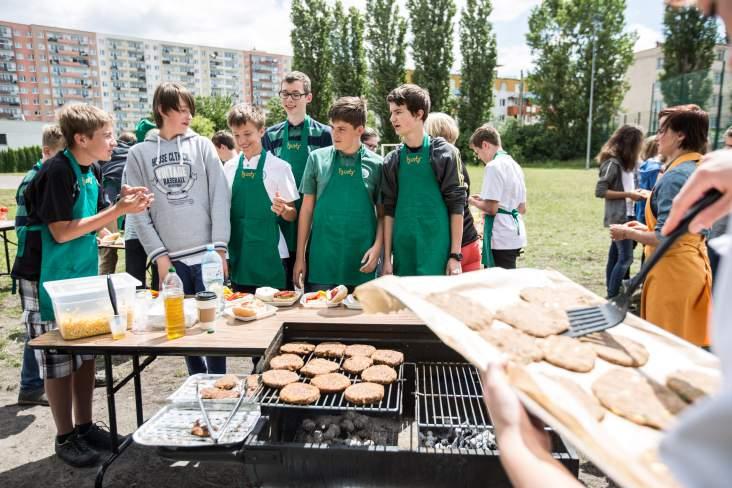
[635,136,663,225]
[611,105,711,347]
[123,119,157,289]
[594,124,646,297]
[98,131,136,275]
[706,126,732,282]
[468,124,527,269]
[361,127,380,153]
[425,112,482,272]
[212,130,238,165]
[12,124,65,407]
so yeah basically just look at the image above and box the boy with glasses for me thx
[263,71,332,288]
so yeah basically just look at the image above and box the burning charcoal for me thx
[425,430,434,438]
[302,419,316,433]
[441,439,449,447]
[344,411,357,420]
[355,429,369,440]
[340,419,355,433]
[424,439,435,448]
[354,415,369,430]
[313,430,324,443]
[324,424,341,440]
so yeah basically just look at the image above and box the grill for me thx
[255,352,403,414]
[155,322,579,487]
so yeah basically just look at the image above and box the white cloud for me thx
[490,0,541,22]
[497,44,534,78]
[630,23,663,52]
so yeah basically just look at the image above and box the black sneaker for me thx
[77,422,126,451]
[55,432,100,467]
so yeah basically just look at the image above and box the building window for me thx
[657,57,664,69]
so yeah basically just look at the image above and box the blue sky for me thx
[2,0,673,78]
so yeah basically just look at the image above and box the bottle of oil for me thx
[163,267,185,340]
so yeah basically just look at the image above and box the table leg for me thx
[95,353,119,488]
[2,229,9,275]
[132,355,143,427]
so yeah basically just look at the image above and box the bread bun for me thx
[233,305,257,318]
[255,287,279,301]
[328,285,348,304]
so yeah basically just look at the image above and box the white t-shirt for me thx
[621,169,635,217]
[480,152,527,250]
[223,151,300,259]
[660,212,732,488]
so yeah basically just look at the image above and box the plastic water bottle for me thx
[162,267,185,340]
[201,244,224,314]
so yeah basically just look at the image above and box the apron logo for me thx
[82,175,95,185]
[240,170,256,179]
[406,155,422,165]
[338,168,355,177]
[287,142,302,151]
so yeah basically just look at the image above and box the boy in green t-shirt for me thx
[293,97,383,291]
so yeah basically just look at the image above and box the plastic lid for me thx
[206,244,214,251]
[195,291,217,301]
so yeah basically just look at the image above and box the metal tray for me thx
[133,403,261,447]
[167,373,250,404]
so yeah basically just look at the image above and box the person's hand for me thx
[625,220,645,229]
[156,255,173,288]
[271,191,287,216]
[609,224,628,241]
[360,245,380,273]
[446,257,462,276]
[663,149,732,235]
[115,192,153,215]
[636,189,651,200]
[292,257,306,289]
[481,361,551,453]
[119,184,149,198]
[217,249,228,280]
[381,256,393,276]
[628,189,648,201]
[468,194,483,208]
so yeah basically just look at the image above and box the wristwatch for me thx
[448,252,463,262]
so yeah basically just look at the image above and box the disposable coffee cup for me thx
[196,291,218,332]
[109,314,126,340]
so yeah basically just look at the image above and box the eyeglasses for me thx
[279,91,307,100]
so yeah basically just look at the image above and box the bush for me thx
[0,145,42,173]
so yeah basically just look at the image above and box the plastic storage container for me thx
[43,273,142,340]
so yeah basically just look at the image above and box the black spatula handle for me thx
[106,274,119,315]
[626,188,722,294]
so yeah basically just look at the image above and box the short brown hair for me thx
[41,124,65,151]
[152,82,196,128]
[282,71,311,93]
[211,130,236,149]
[469,124,501,148]
[425,112,459,144]
[227,104,266,130]
[328,97,367,128]
[118,131,136,145]
[641,135,659,161]
[659,105,709,154]
[57,103,113,148]
[387,84,430,121]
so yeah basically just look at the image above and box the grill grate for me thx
[255,352,403,414]
[415,362,490,428]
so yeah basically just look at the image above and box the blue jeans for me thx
[606,238,634,298]
[172,261,227,375]
[20,337,43,392]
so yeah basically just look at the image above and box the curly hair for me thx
[595,124,644,171]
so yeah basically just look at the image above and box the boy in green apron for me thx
[24,104,152,467]
[263,71,333,288]
[467,124,527,269]
[381,84,466,277]
[293,97,383,291]
[12,124,65,407]
[223,104,299,292]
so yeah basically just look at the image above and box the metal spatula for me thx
[566,189,722,338]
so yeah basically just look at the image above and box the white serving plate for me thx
[300,292,342,308]
[260,291,302,308]
[224,303,277,322]
[343,294,363,310]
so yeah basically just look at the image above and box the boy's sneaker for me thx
[17,388,49,406]
[55,432,100,467]
[77,422,126,451]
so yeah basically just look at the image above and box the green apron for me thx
[392,135,450,276]
[481,150,520,268]
[16,160,43,259]
[308,146,377,286]
[277,116,311,252]
[39,149,100,321]
[229,150,286,288]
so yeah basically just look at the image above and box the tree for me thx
[332,2,368,98]
[190,115,215,138]
[659,6,719,109]
[291,0,334,122]
[408,0,457,112]
[195,94,234,132]
[264,96,287,123]
[457,0,497,161]
[366,0,407,143]
[527,0,635,160]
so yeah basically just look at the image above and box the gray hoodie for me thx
[125,128,231,264]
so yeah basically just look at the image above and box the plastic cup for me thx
[109,315,126,340]
[132,290,151,334]
[196,291,218,333]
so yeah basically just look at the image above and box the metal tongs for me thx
[196,379,248,444]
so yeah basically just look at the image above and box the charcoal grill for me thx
[156,322,579,487]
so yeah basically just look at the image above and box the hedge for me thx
[0,146,42,173]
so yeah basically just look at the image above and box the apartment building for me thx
[0,20,291,132]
